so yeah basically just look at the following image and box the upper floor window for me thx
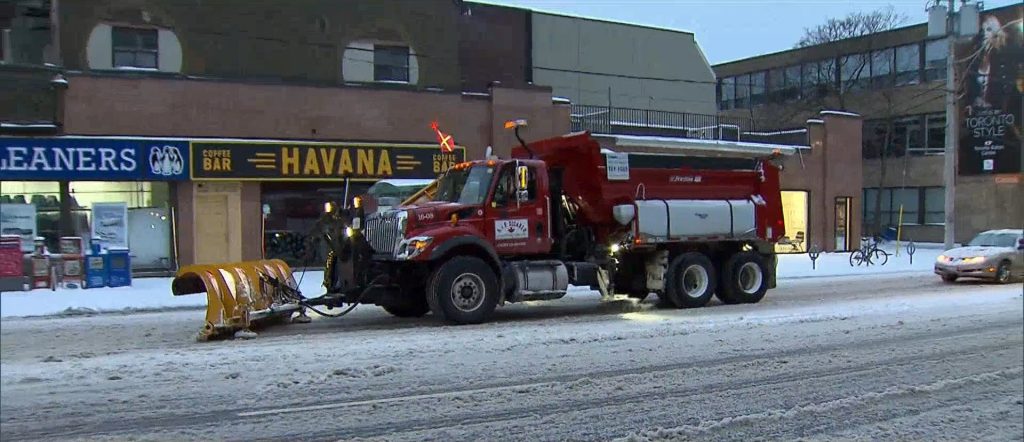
[1,28,9,63]
[894,43,921,86]
[374,45,409,83]
[749,71,766,106]
[870,48,893,88]
[719,77,736,110]
[841,53,870,92]
[924,38,948,82]
[735,74,751,108]
[112,27,158,69]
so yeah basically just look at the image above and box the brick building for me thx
[714,4,1023,244]
[1,0,865,276]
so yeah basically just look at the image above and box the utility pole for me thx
[942,0,956,250]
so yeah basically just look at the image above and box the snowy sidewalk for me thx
[0,245,943,319]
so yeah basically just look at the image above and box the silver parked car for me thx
[934,229,1024,284]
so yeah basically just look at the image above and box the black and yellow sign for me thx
[190,141,466,181]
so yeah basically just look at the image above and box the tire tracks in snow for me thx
[16,318,1018,441]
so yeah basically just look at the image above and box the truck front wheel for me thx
[717,252,769,304]
[427,256,499,324]
[664,252,716,309]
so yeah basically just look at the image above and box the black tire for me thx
[382,295,430,318]
[849,250,865,267]
[940,274,958,283]
[663,252,716,309]
[718,252,769,304]
[426,256,499,324]
[872,249,889,266]
[995,261,1012,284]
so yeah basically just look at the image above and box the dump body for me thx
[510,131,786,245]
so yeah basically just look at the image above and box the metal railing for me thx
[570,104,755,142]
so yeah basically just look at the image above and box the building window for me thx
[870,48,893,88]
[112,27,158,69]
[924,38,948,81]
[923,114,946,155]
[863,186,945,227]
[735,73,750,108]
[749,71,766,106]
[1,28,9,63]
[863,116,927,159]
[894,43,921,86]
[769,65,801,102]
[0,181,175,269]
[719,77,736,110]
[841,53,870,92]
[373,45,410,83]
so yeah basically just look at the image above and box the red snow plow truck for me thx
[172,121,795,339]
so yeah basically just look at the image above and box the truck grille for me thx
[364,212,403,254]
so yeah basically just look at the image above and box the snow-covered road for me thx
[1,273,1022,441]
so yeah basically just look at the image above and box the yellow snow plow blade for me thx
[171,259,302,340]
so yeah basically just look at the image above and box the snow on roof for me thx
[371,179,435,187]
[820,110,862,118]
[806,119,825,124]
[1,123,59,129]
[552,96,571,104]
[461,91,490,97]
[596,133,807,156]
[742,129,808,136]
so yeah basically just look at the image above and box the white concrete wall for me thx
[531,13,717,114]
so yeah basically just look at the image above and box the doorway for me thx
[834,196,852,252]
[776,190,809,254]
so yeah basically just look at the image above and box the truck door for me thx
[486,162,551,256]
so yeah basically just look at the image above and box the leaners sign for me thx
[191,141,466,181]
[0,137,189,180]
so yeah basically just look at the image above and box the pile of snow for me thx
[1,269,328,319]
[0,243,943,319]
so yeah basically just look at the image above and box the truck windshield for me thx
[432,165,494,205]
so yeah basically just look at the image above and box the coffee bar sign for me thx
[190,141,466,181]
[0,137,190,180]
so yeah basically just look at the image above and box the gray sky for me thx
[476,0,1020,65]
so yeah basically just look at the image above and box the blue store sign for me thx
[0,137,190,181]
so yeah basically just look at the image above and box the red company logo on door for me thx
[495,219,529,240]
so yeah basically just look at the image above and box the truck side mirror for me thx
[1018,237,1024,251]
[515,165,529,202]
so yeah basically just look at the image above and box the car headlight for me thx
[936,254,950,263]
[395,236,432,259]
[961,256,987,264]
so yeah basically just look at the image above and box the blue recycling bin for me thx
[106,248,132,287]
[83,253,108,289]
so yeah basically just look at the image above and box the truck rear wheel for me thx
[717,252,768,304]
[664,252,716,309]
[426,256,499,324]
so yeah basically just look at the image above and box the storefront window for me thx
[776,190,809,254]
[261,182,370,268]
[0,181,174,270]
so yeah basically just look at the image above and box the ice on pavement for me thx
[0,244,944,318]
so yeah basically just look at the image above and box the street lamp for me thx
[927,0,980,249]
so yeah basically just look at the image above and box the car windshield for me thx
[431,165,494,205]
[967,232,1019,247]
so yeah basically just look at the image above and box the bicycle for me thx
[849,236,890,267]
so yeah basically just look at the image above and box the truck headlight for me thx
[395,236,432,259]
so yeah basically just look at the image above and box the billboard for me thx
[957,6,1023,175]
